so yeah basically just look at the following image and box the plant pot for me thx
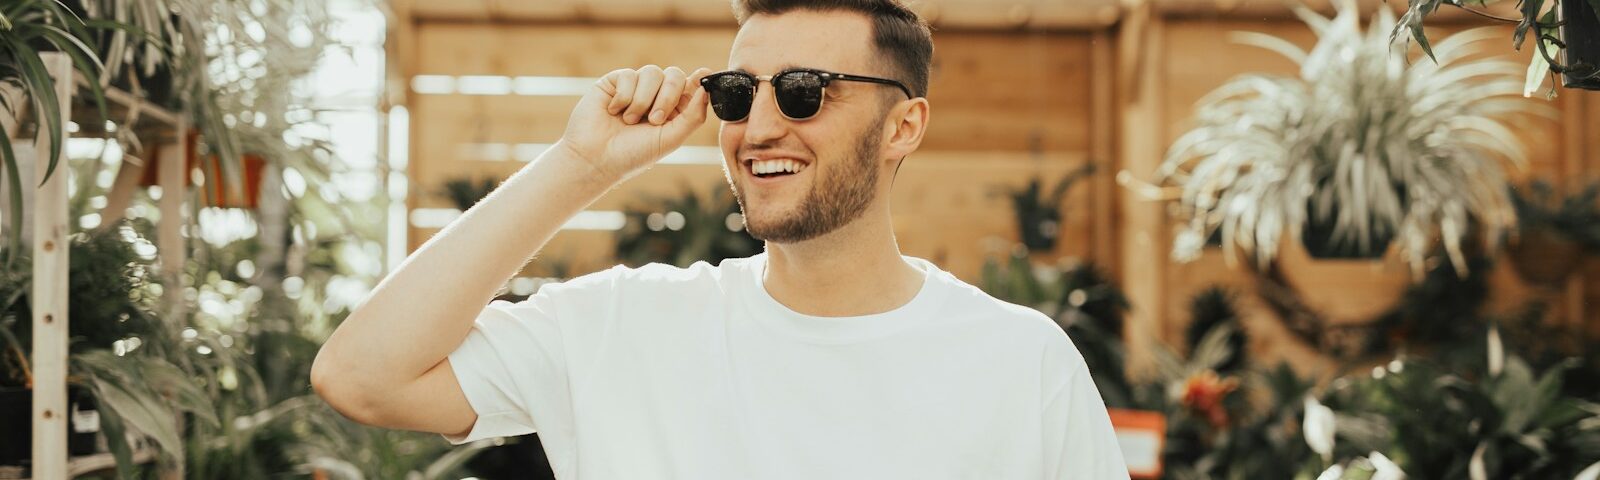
[136,132,267,209]
[1277,234,1411,325]
[1300,215,1395,260]
[1016,211,1061,253]
[0,385,104,466]
[0,387,28,466]
[1507,227,1586,286]
[1561,0,1600,89]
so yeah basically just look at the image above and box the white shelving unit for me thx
[23,52,189,480]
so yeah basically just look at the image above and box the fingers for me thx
[622,65,664,125]
[675,68,713,116]
[600,65,706,126]
[647,66,687,125]
[603,68,637,115]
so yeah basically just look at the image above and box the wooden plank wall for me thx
[407,22,1109,280]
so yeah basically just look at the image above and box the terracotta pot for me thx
[135,131,266,209]
[1276,234,1411,325]
[1507,227,1585,286]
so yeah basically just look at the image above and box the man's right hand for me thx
[559,65,713,181]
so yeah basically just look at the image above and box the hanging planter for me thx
[1507,226,1585,286]
[1157,4,1528,275]
[1561,0,1600,89]
[134,132,266,209]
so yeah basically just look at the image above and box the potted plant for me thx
[1394,0,1600,92]
[1505,179,1600,286]
[1159,2,1536,320]
[614,184,763,268]
[441,176,500,212]
[1002,163,1095,254]
[0,227,215,473]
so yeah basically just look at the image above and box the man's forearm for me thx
[314,141,619,398]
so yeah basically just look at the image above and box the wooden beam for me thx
[1561,88,1588,335]
[32,51,74,480]
[157,121,189,324]
[1091,31,1118,270]
[1152,0,1523,23]
[1116,3,1169,376]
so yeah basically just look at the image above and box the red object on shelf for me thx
[1108,408,1166,479]
[134,130,264,209]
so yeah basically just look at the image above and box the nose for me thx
[741,84,790,146]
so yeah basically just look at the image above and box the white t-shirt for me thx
[446,253,1129,479]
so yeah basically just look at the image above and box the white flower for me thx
[1487,323,1504,377]
[1369,451,1406,480]
[1316,464,1346,480]
[1304,396,1336,462]
[1575,460,1600,480]
[1469,443,1487,480]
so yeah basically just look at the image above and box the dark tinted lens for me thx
[773,71,824,119]
[704,73,755,121]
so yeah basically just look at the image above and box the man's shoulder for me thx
[549,256,752,294]
[936,274,1065,337]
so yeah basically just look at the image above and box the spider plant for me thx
[1159,0,1535,276]
[0,0,118,260]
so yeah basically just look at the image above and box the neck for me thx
[760,203,925,317]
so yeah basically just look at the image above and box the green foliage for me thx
[1161,2,1532,272]
[442,176,499,212]
[1510,179,1600,251]
[1394,0,1600,96]
[1185,287,1246,374]
[1319,348,1600,479]
[1003,163,1094,253]
[614,184,763,267]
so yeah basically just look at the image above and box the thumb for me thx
[664,81,709,139]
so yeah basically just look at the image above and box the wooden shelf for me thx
[0,447,157,479]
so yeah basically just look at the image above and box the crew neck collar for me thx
[733,252,951,344]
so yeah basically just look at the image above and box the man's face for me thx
[720,10,893,243]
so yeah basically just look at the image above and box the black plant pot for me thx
[0,387,28,466]
[1017,211,1061,253]
[0,385,104,466]
[1301,216,1394,260]
[1562,0,1600,89]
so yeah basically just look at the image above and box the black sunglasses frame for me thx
[698,68,915,122]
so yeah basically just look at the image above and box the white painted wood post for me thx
[157,120,188,323]
[32,51,75,480]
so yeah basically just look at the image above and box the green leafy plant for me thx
[0,0,118,258]
[1160,1,1534,275]
[1314,329,1600,479]
[614,184,763,268]
[1393,0,1600,94]
[441,176,498,212]
[1511,179,1600,250]
[1002,163,1095,253]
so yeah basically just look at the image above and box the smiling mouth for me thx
[745,158,809,179]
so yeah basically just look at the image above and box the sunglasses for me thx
[699,68,915,122]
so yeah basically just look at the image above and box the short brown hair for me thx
[732,0,933,98]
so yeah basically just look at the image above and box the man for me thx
[312,0,1129,478]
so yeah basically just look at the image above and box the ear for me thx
[880,96,929,164]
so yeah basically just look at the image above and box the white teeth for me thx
[751,159,806,175]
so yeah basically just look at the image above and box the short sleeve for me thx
[1041,339,1131,479]
[443,266,622,445]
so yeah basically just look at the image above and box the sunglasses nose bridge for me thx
[739,81,794,142]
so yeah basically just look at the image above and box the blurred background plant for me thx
[613,184,763,268]
[1160,1,1536,275]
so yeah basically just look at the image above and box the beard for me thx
[728,123,883,244]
